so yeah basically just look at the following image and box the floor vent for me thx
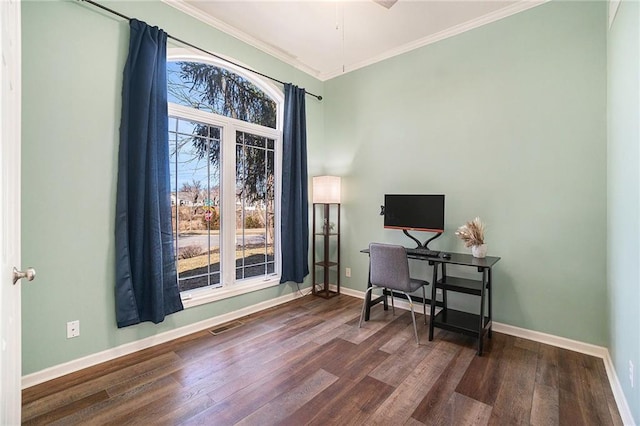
[209,321,244,336]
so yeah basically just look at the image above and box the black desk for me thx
[360,249,500,355]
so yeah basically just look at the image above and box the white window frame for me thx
[168,49,284,308]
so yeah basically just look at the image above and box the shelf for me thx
[436,276,486,296]
[315,261,338,267]
[432,309,490,337]
[312,203,340,298]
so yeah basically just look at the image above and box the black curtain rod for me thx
[79,0,323,101]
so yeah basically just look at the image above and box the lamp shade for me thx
[312,176,341,204]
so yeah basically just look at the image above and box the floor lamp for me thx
[312,176,341,298]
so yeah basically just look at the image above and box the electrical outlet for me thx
[67,320,80,339]
[629,360,634,388]
[345,268,351,278]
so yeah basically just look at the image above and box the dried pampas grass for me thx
[455,217,485,247]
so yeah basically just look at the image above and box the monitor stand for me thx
[403,230,442,254]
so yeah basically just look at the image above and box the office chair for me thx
[359,243,429,344]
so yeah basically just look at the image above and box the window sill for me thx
[180,275,281,309]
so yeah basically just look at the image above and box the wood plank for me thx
[138,394,215,426]
[20,295,623,426]
[378,321,422,354]
[22,351,182,421]
[488,340,538,425]
[530,383,559,426]
[513,336,540,353]
[339,308,407,344]
[307,376,395,426]
[171,315,324,388]
[455,331,509,406]
[436,392,492,426]
[21,338,190,405]
[558,349,614,425]
[365,341,459,425]
[277,349,390,425]
[22,391,109,426]
[535,342,560,389]
[48,375,182,425]
[180,338,356,424]
[235,368,338,426]
[177,340,324,405]
[368,322,439,387]
[410,344,476,424]
[592,356,625,426]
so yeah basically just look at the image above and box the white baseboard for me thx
[490,322,608,358]
[603,351,636,425]
[22,287,636,425]
[342,287,636,425]
[21,290,305,389]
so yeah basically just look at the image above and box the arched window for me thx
[167,51,283,305]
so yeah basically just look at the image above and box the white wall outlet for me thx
[345,267,351,278]
[629,360,634,388]
[67,320,80,339]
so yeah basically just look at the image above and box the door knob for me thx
[13,267,36,285]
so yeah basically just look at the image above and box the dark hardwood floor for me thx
[22,294,623,425]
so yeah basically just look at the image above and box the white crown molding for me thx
[609,0,622,29]
[161,0,544,81]
[320,0,549,80]
[161,0,323,80]
[21,290,306,389]
[163,0,547,82]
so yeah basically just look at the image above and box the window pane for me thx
[235,131,275,280]
[168,61,277,129]
[169,117,222,292]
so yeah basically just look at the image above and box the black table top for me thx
[360,248,500,269]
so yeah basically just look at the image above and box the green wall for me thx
[22,0,615,386]
[20,0,323,375]
[607,0,640,421]
[324,1,608,345]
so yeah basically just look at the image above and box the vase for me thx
[471,244,487,258]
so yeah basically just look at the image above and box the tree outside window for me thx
[168,60,279,293]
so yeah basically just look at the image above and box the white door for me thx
[1,0,25,424]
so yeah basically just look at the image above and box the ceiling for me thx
[166,0,545,81]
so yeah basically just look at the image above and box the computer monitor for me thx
[383,194,445,253]
[383,194,445,233]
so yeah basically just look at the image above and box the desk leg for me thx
[477,268,487,356]
[441,263,448,310]
[488,267,492,339]
[428,262,439,341]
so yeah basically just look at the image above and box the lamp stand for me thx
[312,203,340,298]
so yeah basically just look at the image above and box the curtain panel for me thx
[280,84,309,284]
[115,19,183,328]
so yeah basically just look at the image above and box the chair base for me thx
[359,286,427,345]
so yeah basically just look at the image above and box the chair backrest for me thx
[369,243,411,291]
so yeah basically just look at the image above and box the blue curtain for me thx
[280,84,309,283]
[115,19,183,328]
